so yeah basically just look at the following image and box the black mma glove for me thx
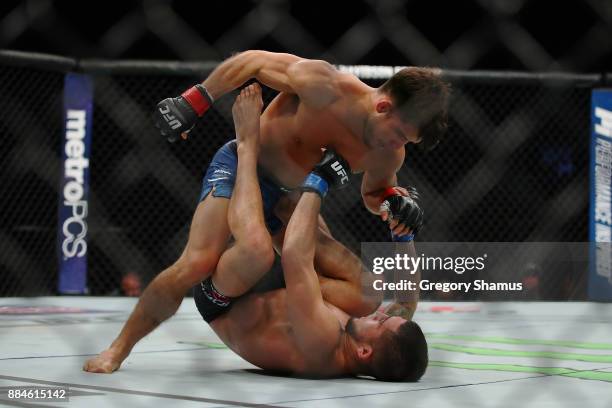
[153,84,214,142]
[380,186,424,238]
[301,149,352,198]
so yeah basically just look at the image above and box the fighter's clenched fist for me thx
[153,84,214,142]
[379,186,424,238]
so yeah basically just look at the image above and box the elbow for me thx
[227,50,266,79]
[362,194,381,215]
[239,49,265,62]
[286,59,320,88]
[354,297,383,317]
[286,61,304,90]
[360,183,382,215]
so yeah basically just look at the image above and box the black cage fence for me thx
[0,51,604,298]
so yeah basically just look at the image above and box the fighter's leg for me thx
[210,83,274,297]
[83,192,231,373]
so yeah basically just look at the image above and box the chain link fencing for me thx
[2,0,612,72]
[0,53,604,299]
[0,55,72,296]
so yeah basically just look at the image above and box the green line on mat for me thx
[430,361,573,375]
[563,370,612,382]
[430,361,612,382]
[426,334,612,350]
[177,341,228,349]
[430,343,612,363]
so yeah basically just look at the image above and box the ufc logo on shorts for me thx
[158,105,182,130]
[331,161,349,184]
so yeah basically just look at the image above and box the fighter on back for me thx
[212,87,427,380]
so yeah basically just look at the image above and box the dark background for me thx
[0,0,609,298]
[1,0,611,71]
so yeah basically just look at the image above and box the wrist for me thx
[391,232,414,242]
[109,339,133,360]
[301,173,329,198]
[236,140,259,153]
[181,84,214,116]
[380,186,400,202]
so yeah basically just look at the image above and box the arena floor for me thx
[1,298,611,408]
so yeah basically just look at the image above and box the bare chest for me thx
[211,291,343,376]
[212,291,304,372]
[258,94,377,187]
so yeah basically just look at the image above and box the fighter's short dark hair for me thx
[370,320,429,382]
[380,67,451,151]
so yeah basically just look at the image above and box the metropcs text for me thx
[61,109,89,258]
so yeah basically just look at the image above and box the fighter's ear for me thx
[356,344,373,361]
[375,98,392,114]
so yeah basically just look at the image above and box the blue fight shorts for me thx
[199,140,285,235]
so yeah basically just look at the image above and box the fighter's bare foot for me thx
[83,349,123,374]
[232,83,263,149]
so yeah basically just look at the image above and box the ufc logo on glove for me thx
[331,161,349,185]
[158,105,182,130]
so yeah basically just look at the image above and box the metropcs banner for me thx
[589,89,612,301]
[57,73,93,294]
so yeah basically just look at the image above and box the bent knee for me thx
[184,250,221,283]
[362,293,383,316]
[347,293,382,317]
[238,229,274,261]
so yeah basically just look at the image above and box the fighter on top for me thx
[153,51,450,242]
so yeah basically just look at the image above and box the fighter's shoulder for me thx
[291,60,355,86]
[335,71,369,93]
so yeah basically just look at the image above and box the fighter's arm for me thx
[281,192,343,354]
[155,51,342,139]
[361,150,425,238]
[382,240,420,321]
[203,51,341,109]
[202,51,299,97]
[281,152,354,356]
[362,152,423,320]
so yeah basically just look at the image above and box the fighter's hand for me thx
[232,83,264,148]
[153,84,213,143]
[382,301,417,321]
[301,149,352,198]
[379,186,423,237]
[83,349,123,374]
